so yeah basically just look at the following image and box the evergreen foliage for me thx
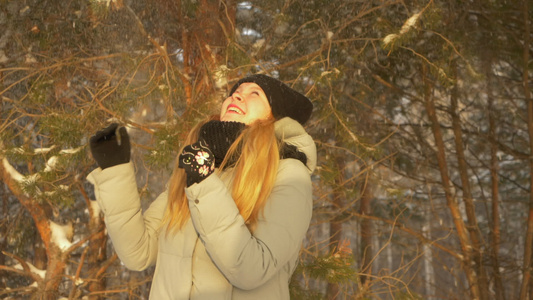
[0,0,532,298]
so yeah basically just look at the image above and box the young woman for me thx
[88,74,316,299]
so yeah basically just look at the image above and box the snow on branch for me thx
[50,221,74,252]
[400,12,421,35]
[2,251,45,283]
[59,147,82,155]
[89,199,101,222]
[2,158,25,183]
[14,262,47,280]
[41,146,83,172]
[382,12,421,49]
[2,157,41,196]
[33,146,56,154]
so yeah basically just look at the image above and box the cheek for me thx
[220,99,230,116]
[259,102,272,118]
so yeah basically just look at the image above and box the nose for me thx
[232,92,243,102]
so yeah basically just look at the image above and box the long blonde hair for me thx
[163,116,280,234]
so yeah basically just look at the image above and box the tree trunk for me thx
[42,246,66,300]
[76,182,108,299]
[33,235,47,271]
[87,223,107,299]
[487,77,506,300]
[449,63,489,299]
[423,203,435,299]
[520,0,533,298]
[422,68,480,299]
[0,184,7,289]
[0,158,67,299]
[175,0,236,105]
[326,156,346,299]
[87,193,108,298]
[359,176,372,286]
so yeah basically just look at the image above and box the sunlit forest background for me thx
[0,0,532,299]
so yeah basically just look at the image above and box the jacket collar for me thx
[274,117,317,174]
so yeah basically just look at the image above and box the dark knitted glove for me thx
[89,123,131,169]
[178,140,215,187]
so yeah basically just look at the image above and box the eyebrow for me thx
[237,85,264,94]
[249,87,263,93]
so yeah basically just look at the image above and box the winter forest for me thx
[0,0,531,299]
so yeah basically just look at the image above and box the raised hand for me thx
[178,140,215,187]
[89,123,131,169]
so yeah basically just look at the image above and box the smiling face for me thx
[220,82,272,125]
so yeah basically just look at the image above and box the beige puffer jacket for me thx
[87,117,316,299]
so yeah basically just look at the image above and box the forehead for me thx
[235,82,265,92]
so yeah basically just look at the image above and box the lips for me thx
[227,104,245,115]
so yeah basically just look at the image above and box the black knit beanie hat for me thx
[229,74,313,125]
